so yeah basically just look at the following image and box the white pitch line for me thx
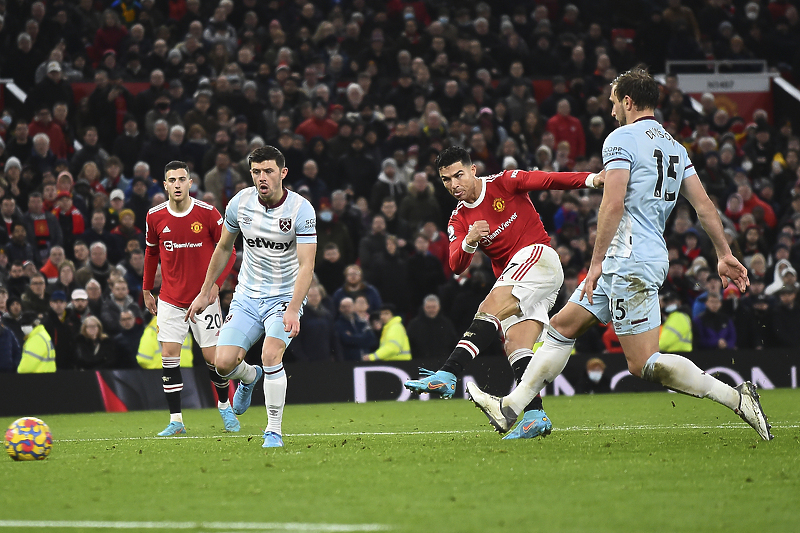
[54,423,800,443]
[0,520,391,532]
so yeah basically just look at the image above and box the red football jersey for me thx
[447,169,590,278]
[143,199,234,308]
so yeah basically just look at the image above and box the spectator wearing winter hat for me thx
[110,208,144,254]
[370,158,406,214]
[3,156,22,196]
[42,289,77,370]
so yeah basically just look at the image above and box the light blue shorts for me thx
[217,293,302,350]
[569,256,668,336]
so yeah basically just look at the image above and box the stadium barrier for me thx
[1,349,796,416]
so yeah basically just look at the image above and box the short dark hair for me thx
[248,145,285,170]
[613,65,659,111]
[434,146,472,170]
[164,160,189,177]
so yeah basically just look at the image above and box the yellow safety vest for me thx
[17,325,56,373]
[136,317,194,369]
[366,316,411,361]
[659,311,693,353]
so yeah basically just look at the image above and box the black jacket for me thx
[406,311,458,360]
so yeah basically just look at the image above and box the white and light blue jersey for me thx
[602,117,696,263]
[224,187,317,298]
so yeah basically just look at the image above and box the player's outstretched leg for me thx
[207,362,239,432]
[466,382,518,433]
[158,355,186,436]
[503,347,552,439]
[404,312,501,397]
[222,362,263,415]
[734,382,773,440]
[641,352,773,440]
[262,363,287,447]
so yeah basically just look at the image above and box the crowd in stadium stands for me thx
[1,0,800,372]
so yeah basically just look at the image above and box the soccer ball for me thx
[4,417,53,461]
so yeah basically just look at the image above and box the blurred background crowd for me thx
[0,0,799,373]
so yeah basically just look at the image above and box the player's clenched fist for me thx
[466,220,490,246]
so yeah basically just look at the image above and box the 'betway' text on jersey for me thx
[224,187,316,298]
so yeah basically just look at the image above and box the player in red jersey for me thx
[142,160,236,436]
[405,146,604,438]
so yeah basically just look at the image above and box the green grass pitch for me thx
[2,389,798,533]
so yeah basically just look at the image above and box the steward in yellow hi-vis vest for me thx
[364,307,411,361]
[17,321,56,373]
[137,316,193,369]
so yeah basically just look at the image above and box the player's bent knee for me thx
[549,313,578,339]
[551,303,596,339]
[200,346,217,365]
[478,287,515,315]
[215,345,245,374]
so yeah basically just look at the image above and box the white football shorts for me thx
[494,244,564,336]
[157,298,222,348]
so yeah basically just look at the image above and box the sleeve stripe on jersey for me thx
[605,158,631,165]
[296,232,316,236]
[685,164,694,170]
[195,200,214,210]
[146,241,157,247]
[148,202,169,214]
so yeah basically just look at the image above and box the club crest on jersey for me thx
[279,218,292,233]
[241,216,252,226]
[190,221,203,233]
[492,198,505,212]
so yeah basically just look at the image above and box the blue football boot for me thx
[219,406,240,432]
[262,431,284,448]
[404,368,457,398]
[232,365,263,415]
[157,421,186,436]
[502,409,553,440]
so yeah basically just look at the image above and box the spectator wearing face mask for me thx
[315,201,353,266]
[578,357,611,394]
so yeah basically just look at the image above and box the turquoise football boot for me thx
[262,431,284,448]
[502,409,553,440]
[404,368,457,398]
[157,421,186,436]
[233,366,263,415]
[219,406,240,432]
